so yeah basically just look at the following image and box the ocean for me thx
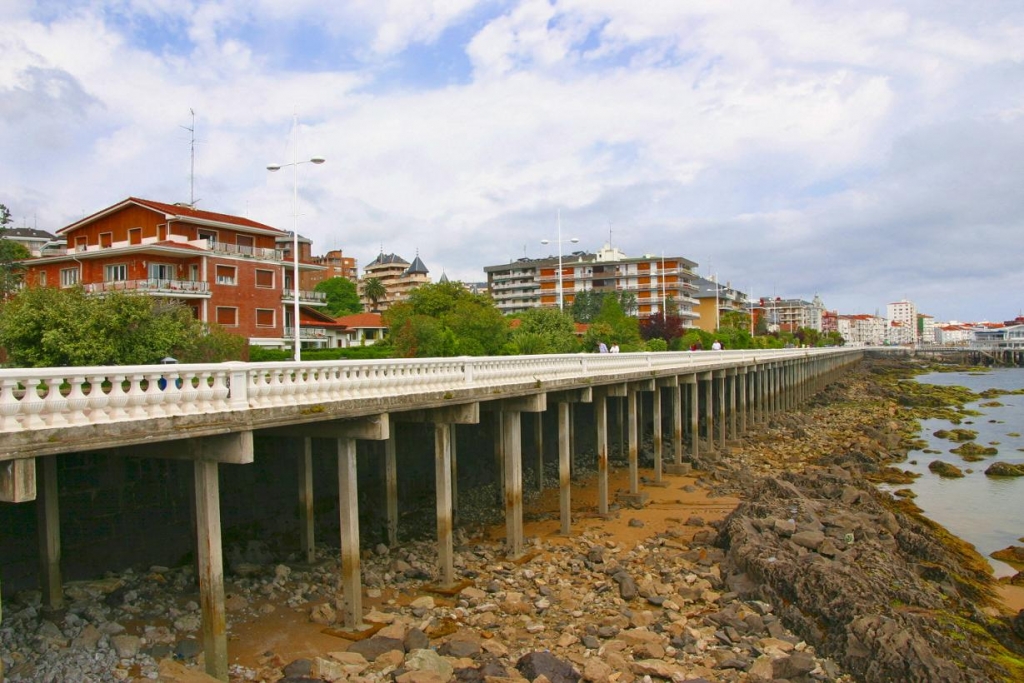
[896,368,1024,577]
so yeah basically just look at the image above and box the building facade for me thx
[691,276,748,333]
[837,314,886,346]
[751,296,827,333]
[360,252,431,312]
[24,197,327,349]
[886,299,918,344]
[484,243,700,323]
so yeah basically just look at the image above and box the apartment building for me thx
[751,296,827,333]
[360,251,431,312]
[837,314,886,345]
[886,299,918,344]
[691,276,748,333]
[24,197,327,349]
[484,243,700,323]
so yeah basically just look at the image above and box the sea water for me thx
[898,368,1024,577]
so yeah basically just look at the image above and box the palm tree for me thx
[363,277,387,312]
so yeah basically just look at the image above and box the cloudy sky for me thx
[3,1,1023,322]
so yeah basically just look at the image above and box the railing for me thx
[284,327,329,339]
[0,348,855,434]
[205,241,283,261]
[83,279,211,295]
[281,290,327,303]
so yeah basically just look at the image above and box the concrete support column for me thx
[337,437,363,628]
[701,373,714,453]
[37,455,64,612]
[557,402,571,536]
[494,412,504,505]
[652,387,663,483]
[596,392,609,516]
[502,411,524,558]
[569,404,577,478]
[671,384,683,465]
[193,460,228,681]
[628,388,640,495]
[298,438,316,564]
[451,425,459,526]
[385,431,398,547]
[715,371,727,450]
[534,413,544,491]
[689,377,700,462]
[727,370,738,440]
[434,424,455,586]
[738,368,748,435]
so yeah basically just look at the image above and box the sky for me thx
[2,1,1023,323]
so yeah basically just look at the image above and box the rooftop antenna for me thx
[181,108,197,207]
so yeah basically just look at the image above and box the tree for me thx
[362,277,386,311]
[0,203,29,299]
[570,290,603,323]
[383,281,509,357]
[591,296,641,350]
[507,308,578,355]
[0,286,245,367]
[640,312,685,345]
[315,277,362,316]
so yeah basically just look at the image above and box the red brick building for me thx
[25,198,327,349]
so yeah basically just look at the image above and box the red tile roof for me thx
[59,197,284,235]
[333,313,386,328]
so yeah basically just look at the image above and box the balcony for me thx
[83,279,210,297]
[206,241,283,261]
[284,326,330,340]
[281,290,327,305]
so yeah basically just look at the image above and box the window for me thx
[99,232,113,248]
[215,265,236,285]
[149,263,175,280]
[255,269,274,288]
[236,235,254,248]
[74,236,88,252]
[38,271,46,286]
[129,228,142,245]
[60,267,79,287]
[255,309,275,327]
[198,229,217,244]
[105,264,127,282]
[215,307,238,326]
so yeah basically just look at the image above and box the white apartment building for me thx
[484,243,700,323]
[918,314,936,344]
[886,299,918,344]
[837,314,886,345]
[934,325,975,346]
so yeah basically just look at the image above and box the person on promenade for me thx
[711,339,723,350]
[610,343,620,353]
[598,341,609,353]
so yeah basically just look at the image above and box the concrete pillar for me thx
[569,403,577,478]
[628,388,640,495]
[385,431,398,547]
[451,425,459,526]
[715,371,727,449]
[738,368,748,434]
[193,460,228,681]
[671,384,683,465]
[37,455,64,612]
[652,387,663,483]
[596,392,609,516]
[534,413,544,491]
[337,437,363,628]
[689,377,700,462]
[558,402,571,536]
[727,370,738,440]
[298,438,315,564]
[494,412,505,505]
[434,424,455,586]
[701,373,714,453]
[502,411,524,558]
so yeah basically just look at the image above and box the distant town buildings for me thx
[0,227,63,257]
[886,299,918,345]
[691,276,748,333]
[484,243,700,324]
[749,296,826,333]
[360,251,431,312]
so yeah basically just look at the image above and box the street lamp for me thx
[540,211,579,311]
[267,116,325,362]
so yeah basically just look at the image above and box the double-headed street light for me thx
[267,117,325,362]
[540,211,579,311]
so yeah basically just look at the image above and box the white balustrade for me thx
[0,348,853,435]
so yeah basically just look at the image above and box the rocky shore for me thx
[2,357,1023,682]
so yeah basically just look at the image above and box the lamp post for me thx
[540,211,579,311]
[267,115,324,362]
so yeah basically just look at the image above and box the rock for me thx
[282,659,313,677]
[310,602,336,625]
[111,634,141,658]
[928,460,965,478]
[991,546,1024,566]
[347,635,405,661]
[985,462,1024,477]
[1014,610,1024,639]
[404,627,430,651]
[613,572,637,600]
[515,651,581,683]
[72,624,102,649]
[174,638,201,661]
[772,651,817,679]
[441,639,481,658]
[404,648,454,680]
[582,657,614,683]
[157,658,223,682]
[790,530,825,550]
